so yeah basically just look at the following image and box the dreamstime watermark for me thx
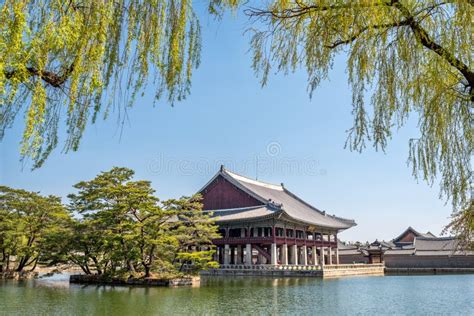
[147,141,327,178]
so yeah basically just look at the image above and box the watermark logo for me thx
[147,141,327,178]
[266,141,281,157]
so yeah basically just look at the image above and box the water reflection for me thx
[1,275,473,315]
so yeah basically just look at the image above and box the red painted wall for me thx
[200,175,263,210]
[399,232,417,243]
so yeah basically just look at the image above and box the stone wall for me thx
[322,264,384,278]
[384,255,474,268]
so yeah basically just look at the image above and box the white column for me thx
[328,247,333,265]
[271,243,278,265]
[282,244,288,265]
[313,246,318,266]
[291,245,298,265]
[224,244,230,265]
[301,245,308,266]
[336,247,340,265]
[245,244,252,265]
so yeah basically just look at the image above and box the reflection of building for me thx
[199,166,356,266]
[339,227,474,269]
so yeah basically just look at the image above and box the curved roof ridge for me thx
[223,168,283,191]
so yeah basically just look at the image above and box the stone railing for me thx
[323,263,384,270]
[217,264,322,271]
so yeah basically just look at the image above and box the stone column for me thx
[328,247,333,265]
[312,246,318,266]
[320,247,325,266]
[291,245,298,265]
[271,243,278,265]
[282,244,289,265]
[224,244,230,265]
[236,245,242,264]
[292,245,300,266]
[245,244,252,265]
[336,247,340,265]
[301,245,308,266]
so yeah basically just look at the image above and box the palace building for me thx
[199,166,356,267]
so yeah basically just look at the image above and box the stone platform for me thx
[202,263,385,278]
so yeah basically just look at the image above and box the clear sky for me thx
[0,6,451,242]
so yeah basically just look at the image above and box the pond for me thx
[1,274,473,315]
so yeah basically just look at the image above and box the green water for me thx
[0,274,473,315]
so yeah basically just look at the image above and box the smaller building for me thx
[339,227,474,269]
[385,236,473,269]
[391,226,436,247]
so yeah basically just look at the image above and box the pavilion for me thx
[198,166,356,267]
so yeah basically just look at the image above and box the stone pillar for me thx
[230,246,235,264]
[336,247,340,265]
[320,247,325,266]
[214,246,219,262]
[312,246,318,266]
[282,244,289,265]
[328,247,333,265]
[224,244,230,265]
[258,252,264,265]
[236,245,242,264]
[271,243,278,265]
[245,244,252,265]
[301,245,308,266]
[291,245,298,265]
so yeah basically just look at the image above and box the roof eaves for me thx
[282,187,356,227]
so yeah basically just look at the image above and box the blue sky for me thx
[0,7,451,242]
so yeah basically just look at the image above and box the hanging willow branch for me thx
[0,0,201,168]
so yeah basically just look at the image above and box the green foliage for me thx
[212,0,473,241]
[0,186,70,272]
[0,168,218,276]
[1,0,201,168]
[66,167,218,277]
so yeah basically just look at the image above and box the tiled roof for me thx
[208,205,279,222]
[392,226,436,243]
[205,168,356,230]
[414,237,458,251]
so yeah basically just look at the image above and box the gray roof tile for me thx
[214,168,356,230]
